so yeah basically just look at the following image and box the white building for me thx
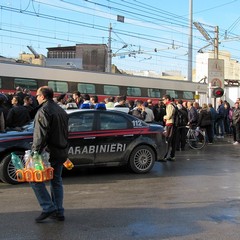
[196,50,240,105]
[196,50,240,82]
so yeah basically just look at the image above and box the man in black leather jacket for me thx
[6,95,31,129]
[30,86,69,223]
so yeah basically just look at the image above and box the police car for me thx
[0,108,167,184]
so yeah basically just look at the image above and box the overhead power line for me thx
[1,0,240,72]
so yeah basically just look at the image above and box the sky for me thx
[0,0,240,77]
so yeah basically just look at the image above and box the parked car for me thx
[0,109,166,184]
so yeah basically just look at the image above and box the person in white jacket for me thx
[143,102,155,123]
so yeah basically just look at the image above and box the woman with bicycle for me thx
[186,101,206,149]
[187,101,198,127]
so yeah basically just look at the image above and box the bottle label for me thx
[16,170,25,182]
[16,167,54,182]
[24,169,34,182]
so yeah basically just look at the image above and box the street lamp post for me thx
[188,0,193,82]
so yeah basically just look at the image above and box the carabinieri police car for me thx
[0,108,167,184]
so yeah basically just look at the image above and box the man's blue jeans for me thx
[30,162,64,214]
[216,118,225,136]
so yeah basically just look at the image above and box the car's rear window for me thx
[99,113,128,130]
[68,112,94,132]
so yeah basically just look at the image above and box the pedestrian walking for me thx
[30,86,69,223]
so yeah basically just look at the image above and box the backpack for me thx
[171,103,188,127]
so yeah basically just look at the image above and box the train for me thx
[0,61,208,103]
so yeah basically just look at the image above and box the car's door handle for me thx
[84,137,96,139]
[123,134,134,137]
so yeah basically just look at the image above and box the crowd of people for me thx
[0,87,240,150]
[1,86,239,223]
[0,87,38,131]
[54,91,240,150]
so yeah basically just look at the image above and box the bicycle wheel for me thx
[187,128,206,150]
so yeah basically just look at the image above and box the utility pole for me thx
[107,23,112,73]
[194,21,221,106]
[188,0,193,82]
[194,22,219,59]
[214,26,219,59]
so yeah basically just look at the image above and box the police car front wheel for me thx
[0,151,24,184]
[128,145,155,173]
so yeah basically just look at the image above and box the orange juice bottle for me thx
[46,167,54,180]
[24,169,34,182]
[42,169,48,181]
[33,170,43,182]
[16,169,25,182]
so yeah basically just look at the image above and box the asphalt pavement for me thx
[1,136,240,240]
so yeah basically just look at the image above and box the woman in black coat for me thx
[197,103,213,144]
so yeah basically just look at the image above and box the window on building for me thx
[70,52,75,58]
[48,81,68,93]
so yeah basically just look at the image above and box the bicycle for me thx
[185,125,206,150]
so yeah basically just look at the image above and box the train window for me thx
[77,83,95,94]
[148,88,161,98]
[166,90,178,99]
[183,91,194,100]
[104,85,120,95]
[127,87,141,97]
[48,81,68,93]
[14,78,38,90]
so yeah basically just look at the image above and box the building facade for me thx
[196,50,240,83]
[46,44,108,72]
[196,50,240,105]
